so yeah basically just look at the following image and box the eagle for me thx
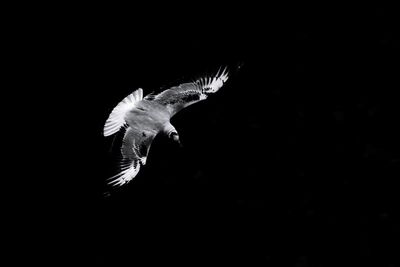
[103,67,229,187]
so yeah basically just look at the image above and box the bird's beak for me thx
[177,139,183,148]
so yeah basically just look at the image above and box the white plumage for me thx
[103,89,143,137]
[104,67,229,187]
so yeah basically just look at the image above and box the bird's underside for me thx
[103,67,229,187]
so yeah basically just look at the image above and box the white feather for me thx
[103,88,143,136]
[198,67,229,93]
[107,163,140,187]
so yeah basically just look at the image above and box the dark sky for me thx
[19,4,400,266]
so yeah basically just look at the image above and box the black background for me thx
[15,4,400,266]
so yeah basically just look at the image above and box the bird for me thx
[103,67,229,187]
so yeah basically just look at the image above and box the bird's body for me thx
[126,100,170,133]
[103,67,229,187]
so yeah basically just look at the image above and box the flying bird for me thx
[103,67,229,187]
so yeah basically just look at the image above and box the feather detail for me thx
[103,88,143,136]
[106,162,140,187]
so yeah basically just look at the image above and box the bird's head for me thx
[169,131,182,147]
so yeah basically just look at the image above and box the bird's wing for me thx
[153,67,229,116]
[103,88,143,136]
[107,126,157,187]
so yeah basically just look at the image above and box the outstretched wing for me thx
[107,127,157,187]
[103,88,143,136]
[153,67,229,116]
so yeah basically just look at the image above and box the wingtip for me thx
[106,163,140,187]
[216,66,222,77]
[217,66,229,83]
[217,66,229,80]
